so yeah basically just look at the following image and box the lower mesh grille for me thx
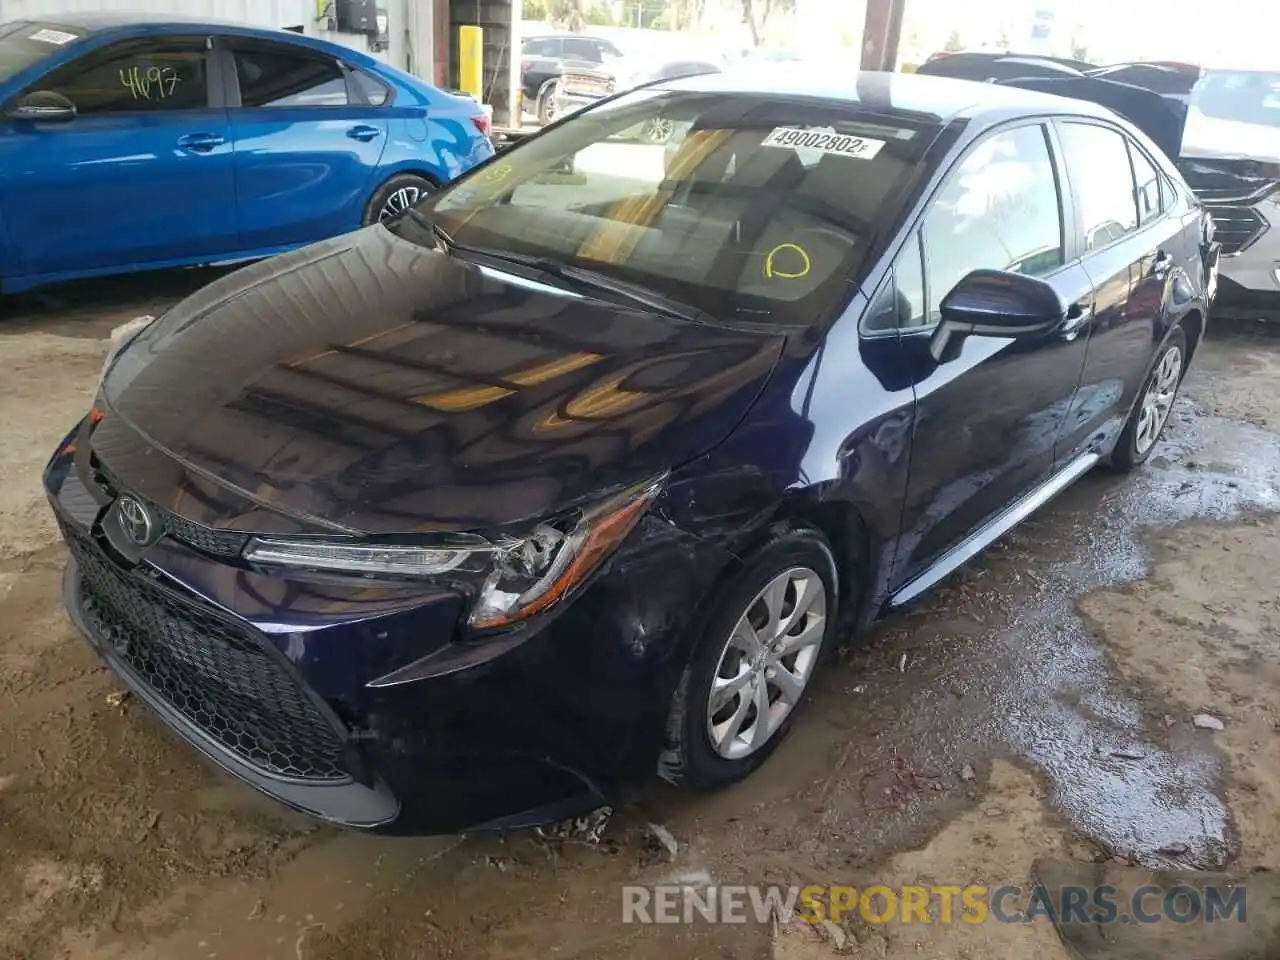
[61,520,349,782]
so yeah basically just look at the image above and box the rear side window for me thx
[921,123,1064,324]
[1128,143,1163,224]
[40,37,209,114]
[1058,123,1139,250]
[233,44,347,107]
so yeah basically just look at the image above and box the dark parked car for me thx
[520,32,623,125]
[45,71,1215,834]
[917,51,1093,82]
[555,58,722,141]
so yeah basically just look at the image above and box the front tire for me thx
[659,524,838,790]
[363,173,435,227]
[536,81,560,126]
[1110,325,1188,471]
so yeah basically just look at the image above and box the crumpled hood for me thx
[90,226,784,535]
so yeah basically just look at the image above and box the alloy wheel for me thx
[643,117,675,144]
[378,184,427,222]
[1134,344,1183,455]
[705,566,827,760]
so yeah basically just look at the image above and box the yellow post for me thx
[459,25,483,101]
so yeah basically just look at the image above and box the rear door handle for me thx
[1153,251,1174,278]
[176,132,225,152]
[347,125,382,142]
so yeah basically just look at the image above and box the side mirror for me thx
[929,268,1066,363]
[7,90,77,123]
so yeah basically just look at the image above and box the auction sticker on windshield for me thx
[762,127,886,159]
[29,28,79,45]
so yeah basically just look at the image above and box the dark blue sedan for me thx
[44,70,1216,833]
[0,14,493,293]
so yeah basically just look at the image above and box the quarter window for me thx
[1129,142,1163,225]
[921,124,1064,324]
[1059,122,1140,250]
[40,38,209,114]
[863,233,926,333]
[352,68,389,106]
[233,44,348,107]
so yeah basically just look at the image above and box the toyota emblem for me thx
[116,496,156,546]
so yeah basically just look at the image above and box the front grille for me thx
[92,460,249,558]
[163,513,250,558]
[1206,204,1269,255]
[60,520,349,782]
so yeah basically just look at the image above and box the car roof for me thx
[28,10,247,31]
[661,69,1118,126]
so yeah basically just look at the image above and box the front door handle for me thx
[1059,302,1093,341]
[1153,251,1174,278]
[347,124,382,142]
[176,132,225,152]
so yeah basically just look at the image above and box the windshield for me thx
[0,21,86,85]
[395,88,937,327]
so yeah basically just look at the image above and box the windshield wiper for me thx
[459,248,717,326]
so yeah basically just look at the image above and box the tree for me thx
[943,28,963,53]
[995,27,1010,51]
[674,0,706,31]
[548,0,586,32]
[522,0,549,19]
[740,0,797,48]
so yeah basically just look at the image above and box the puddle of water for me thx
[858,397,1280,870]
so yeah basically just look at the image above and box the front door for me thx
[221,38,389,252]
[0,35,237,281]
[887,122,1095,589]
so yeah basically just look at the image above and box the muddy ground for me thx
[2,273,1278,959]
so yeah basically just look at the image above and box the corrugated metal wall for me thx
[0,0,312,29]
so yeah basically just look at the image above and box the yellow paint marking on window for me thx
[413,351,602,412]
[764,242,811,279]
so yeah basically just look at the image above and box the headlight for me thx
[242,474,666,630]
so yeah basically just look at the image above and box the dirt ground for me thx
[2,273,1279,959]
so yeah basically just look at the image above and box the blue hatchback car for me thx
[0,14,494,293]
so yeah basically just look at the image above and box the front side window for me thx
[1059,122,1139,251]
[39,37,208,114]
[0,21,88,85]
[406,90,938,327]
[921,124,1064,324]
[233,44,347,107]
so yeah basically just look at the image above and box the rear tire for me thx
[1110,325,1188,472]
[659,524,839,791]
[363,173,435,227]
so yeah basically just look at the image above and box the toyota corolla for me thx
[44,71,1216,833]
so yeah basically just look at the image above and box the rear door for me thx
[0,34,237,279]
[220,36,389,252]
[881,122,1095,589]
[1051,120,1191,462]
